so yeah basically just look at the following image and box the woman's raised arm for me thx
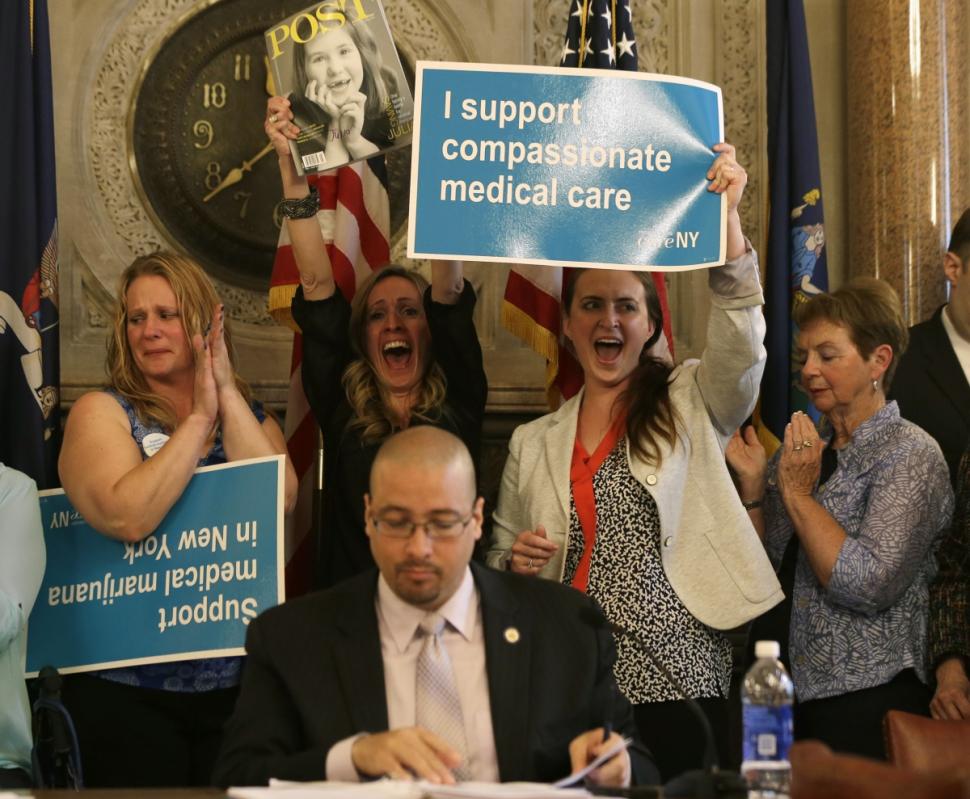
[430,260,464,305]
[266,96,335,302]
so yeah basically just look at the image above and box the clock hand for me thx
[203,141,275,202]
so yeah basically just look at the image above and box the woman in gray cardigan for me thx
[487,143,781,781]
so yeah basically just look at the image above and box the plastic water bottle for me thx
[741,640,794,796]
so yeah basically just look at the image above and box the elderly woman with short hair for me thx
[728,277,954,760]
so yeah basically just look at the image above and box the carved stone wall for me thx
[54,0,768,408]
[54,0,542,409]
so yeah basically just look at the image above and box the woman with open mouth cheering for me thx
[487,143,781,782]
[265,101,487,591]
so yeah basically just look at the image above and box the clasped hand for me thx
[777,411,824,500]
[727,412,825,504]
[191,303,236,426]
[305,81,367,146]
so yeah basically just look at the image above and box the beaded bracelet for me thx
[280,185,319,219]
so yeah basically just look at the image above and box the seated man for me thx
[214,427,656,787]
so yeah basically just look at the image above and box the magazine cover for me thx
[265,0,414,175]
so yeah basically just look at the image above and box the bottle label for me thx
[742,704,793,762]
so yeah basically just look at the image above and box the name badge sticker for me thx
[142,432,170,457]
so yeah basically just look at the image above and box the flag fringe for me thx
[268,284,300,332]
[501,300,564,409]
[501,300,560,364]
[753,402,782,458]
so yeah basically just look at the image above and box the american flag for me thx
[501,0,673,406]
[268,159,390,597]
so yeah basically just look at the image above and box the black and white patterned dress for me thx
[563,440,732,703]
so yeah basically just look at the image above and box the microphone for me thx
[579,607,748,799]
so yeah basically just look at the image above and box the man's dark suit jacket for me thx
[213,562,657,787]
[889,306,970,486]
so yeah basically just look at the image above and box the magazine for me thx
[264,0,414,175]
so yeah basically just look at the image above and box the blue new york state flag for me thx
[758,0,829,452]
[0,0,61,487]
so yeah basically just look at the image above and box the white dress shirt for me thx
[942,304,970,383]
[326,567,499,781]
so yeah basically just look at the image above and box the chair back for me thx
[31,666,83,789]
[790,740,970,799]
[884,709,970,775]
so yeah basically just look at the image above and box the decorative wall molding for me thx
[717,0,764,253]
[57,0,523,403]
[55,0,768,409]
[79,0,471,329]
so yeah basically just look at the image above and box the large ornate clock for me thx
[130,0,412,292]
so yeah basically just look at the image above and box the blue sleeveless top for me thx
[93,391,265,692]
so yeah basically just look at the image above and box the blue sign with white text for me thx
[26,456,285,675]
[408,62,725,271]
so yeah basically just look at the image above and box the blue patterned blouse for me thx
[763,402,954,702]
[91,391,265,692]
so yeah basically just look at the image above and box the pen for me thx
[603,682,615,742]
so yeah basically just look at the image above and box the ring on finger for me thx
[802,440,813,448]
[269,113,279,124]
[528,558,534,569]
[793,445,802,452]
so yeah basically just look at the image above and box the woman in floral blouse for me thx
[728,277,953,759]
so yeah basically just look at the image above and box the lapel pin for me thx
[504,627,520,644]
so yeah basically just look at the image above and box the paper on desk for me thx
[231,781,589,799]
[230,780,420,799]
[423,782,590,798]
[229,742,630,799]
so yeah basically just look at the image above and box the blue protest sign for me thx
[26,456,284,675]
[407,62,725,271]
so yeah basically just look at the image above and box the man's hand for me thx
[568,729,631,788]
[351,727,463,784]
[931,657,970,720]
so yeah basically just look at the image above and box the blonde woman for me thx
[265,98,487,589]
[58,252,297,787]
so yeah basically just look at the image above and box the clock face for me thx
[130,0,412,292]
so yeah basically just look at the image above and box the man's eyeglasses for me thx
[370,511,474,540]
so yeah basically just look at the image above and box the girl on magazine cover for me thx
[289,18,401,165]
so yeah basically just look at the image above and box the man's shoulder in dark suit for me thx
[213,565,656,787]
[891,306,970,485]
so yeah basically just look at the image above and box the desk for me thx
[11,791,225,799]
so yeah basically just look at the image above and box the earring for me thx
[872,379,879,392]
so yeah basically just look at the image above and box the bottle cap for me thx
[755,640,781,659]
